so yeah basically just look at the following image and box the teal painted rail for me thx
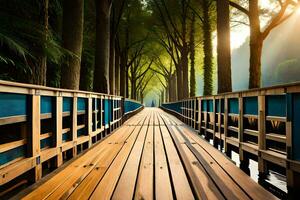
[124,98,143,115]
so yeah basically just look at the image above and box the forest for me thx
[0,0,299,105]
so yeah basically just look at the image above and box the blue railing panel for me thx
[244,97,258,115]
[228,98,239,114]
[292,93,300,161]
[0,93,28,117]
[266,95,286,117]
[77,98,87,112]
[63,97,72,112]
[0,145,26,165]
[41,96,53,114]
[124,99,143,114]
[161,102,182,114]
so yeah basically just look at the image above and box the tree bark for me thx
[125,68,129,98]
[94,0,111,93]
[217,0,232,93]
[202,0,213,95]
[109,38,115,94]
[61,0,84,90]
[31,0,48,86]
[189,13,196,97]
[176,66,183,100]
[249,0,262,89]
[120,55,126,97]
[115,42,120,95]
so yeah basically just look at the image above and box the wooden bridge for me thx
[16,108,274,200]
[1,81,300,199]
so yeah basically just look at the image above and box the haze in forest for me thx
[230,13,300,91]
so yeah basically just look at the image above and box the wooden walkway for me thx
[19,108,276,200]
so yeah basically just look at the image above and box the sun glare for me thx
[296,8,300,16]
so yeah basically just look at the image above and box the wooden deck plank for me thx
[46,126,136,200]
[89,119,147,200]
[112,125,148,199]
[166,112,276,200]
[165,121,224,200]
[179,125,277,200]
[134,125,154,200]
[22,125,135,200]
[160,125,194,200]
[154,125,173,200]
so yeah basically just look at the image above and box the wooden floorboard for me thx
[20,108,276,200]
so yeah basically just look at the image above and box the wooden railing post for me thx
[218,98,222,148]
[213,97,217,147]
[258,95,267,178]
[55,94,63,167]
[88,95,93,147]
[31,90,42,182]
[224,97,230,157]
[199,99,202,135]
[72,95,78,156]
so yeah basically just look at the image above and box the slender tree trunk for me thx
[32,0,48,86]
[115,42,120,95]
[182,46,189,98]
[109,38,115,94]
[80,53,93,91]
[94,0,111,93]
[217,0,232,93]
[202,0,213,95]
[126,68,129,98]
[189,13,196,97]
[120,55,126,97]
[61,0,84,90]
[131,78,136,99]
[181,7,189,99]
[170,73,177,102]
[141,92,144,104]
[249,0,262,89]
[176,65,183,100]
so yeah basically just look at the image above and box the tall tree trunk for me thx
[181,7,189,99]
[115,42,120,95]
[202,0,213,95]
[182,46,189,98]
[141,92,144,104]
[120,55,126,97]
[94,0,111,93]
[176,65,183,100]
[32,0,48,86]
[170,73,177,102]
[217,0,232,93]
[249,0,262,89]
[131,78,136,99]
[80,53,93,91]
[189,13,196,97]
[109,38,115,94]
[125,68,129,98]
[61,0,84,90]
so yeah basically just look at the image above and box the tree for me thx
[0,0,67,86]
[61,0,84,90]
[189,12,196,97]
[94,0,112,93]
[151,0,191,99]
[229,0,299,88]
[201,0,214,95]
[217,0,232,93]
[31,0,48,86]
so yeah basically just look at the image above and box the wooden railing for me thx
[0,81,143,189]
[161,82,300,191]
